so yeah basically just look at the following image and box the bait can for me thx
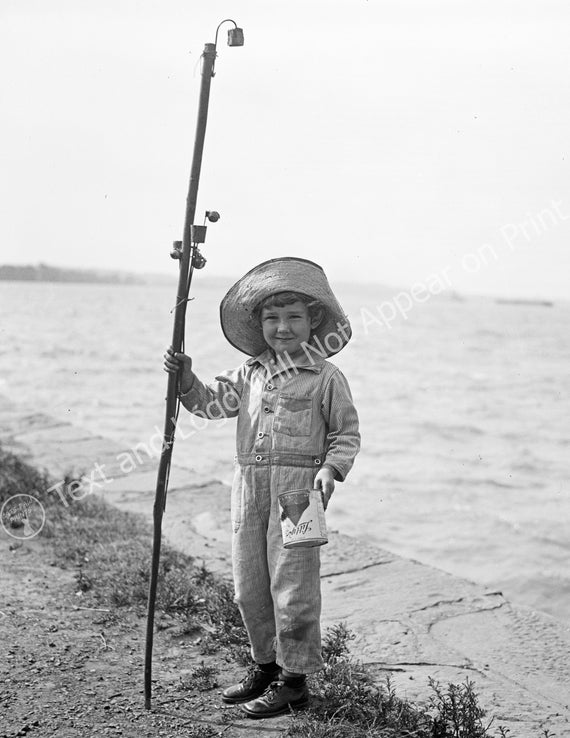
[278,488,328,548]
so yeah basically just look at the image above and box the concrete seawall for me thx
[1,396,568,737]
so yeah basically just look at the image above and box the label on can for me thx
[278,488,328,548]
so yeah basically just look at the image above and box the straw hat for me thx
[220,257,352,357]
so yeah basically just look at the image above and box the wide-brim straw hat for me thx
[220,257,352,358]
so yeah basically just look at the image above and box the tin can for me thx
[277,488,328,549]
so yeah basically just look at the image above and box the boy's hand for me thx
[314,466,335,510]
[163,347,194,394]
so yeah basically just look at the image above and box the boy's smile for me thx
[260,301,318,360]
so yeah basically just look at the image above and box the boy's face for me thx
[260,300,318,360]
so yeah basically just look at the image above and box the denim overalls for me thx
[181,349,360,673]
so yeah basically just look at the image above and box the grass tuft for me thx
[428,676,493,737]
[181,662,219,692]
[321,621,355,664]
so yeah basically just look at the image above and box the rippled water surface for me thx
[1,279,569,621]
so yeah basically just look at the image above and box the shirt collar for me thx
[246,347,325,374]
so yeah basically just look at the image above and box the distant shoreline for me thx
[1,265,565,303]
[0,263,177,285]
[0,262,142,285]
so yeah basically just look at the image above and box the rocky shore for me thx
[1,395,569,737]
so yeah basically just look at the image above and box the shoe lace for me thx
[241,666,260,688]
[263,680,285,703]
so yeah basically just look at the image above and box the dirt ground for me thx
[0,537,291,738]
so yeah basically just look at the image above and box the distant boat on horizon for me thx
[496,298,554,307]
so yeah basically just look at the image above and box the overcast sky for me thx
[1,1,569,299]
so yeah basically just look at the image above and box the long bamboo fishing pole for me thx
[144,20,244,711]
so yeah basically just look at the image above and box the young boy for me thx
[164,257,360,719]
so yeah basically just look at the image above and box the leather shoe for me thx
[241,680,309,719]
[221,667,280,704]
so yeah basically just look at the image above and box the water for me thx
[1,279,569,621]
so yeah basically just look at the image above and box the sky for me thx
[1,0,569,299]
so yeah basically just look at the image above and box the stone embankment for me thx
[1,396,568,737]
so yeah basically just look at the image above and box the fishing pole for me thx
[144,19,244,711]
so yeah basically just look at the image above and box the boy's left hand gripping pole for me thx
[144,42,217,712]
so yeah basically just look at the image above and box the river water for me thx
[1,279,568,622]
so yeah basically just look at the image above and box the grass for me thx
[289,628,502,737]
[0,445,249,660]
[1,444,552,737]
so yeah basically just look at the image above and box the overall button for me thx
[257,432,264,439]
[314,458,321,465]
[266,383,274,390]
[255,455,263,462]
[263,406,272,414]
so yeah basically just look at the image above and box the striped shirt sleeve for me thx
[320,368,360,482]
[179,365,244,420]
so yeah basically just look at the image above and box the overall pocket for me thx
[274,395,313,436]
